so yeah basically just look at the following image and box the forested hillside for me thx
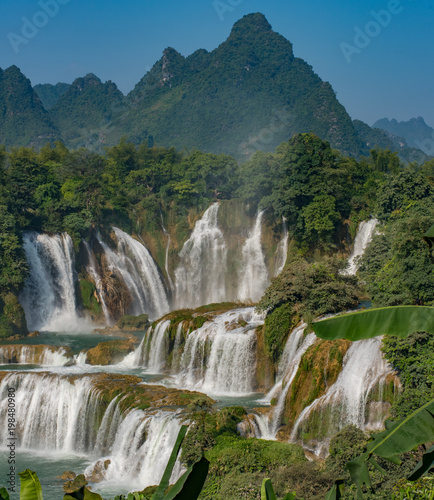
[0,13,428,163]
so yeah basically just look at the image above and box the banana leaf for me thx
[18,470,43,500]
[161,457,209,500]
[347,400,434,498]
[324,479,344,500]
[261,479,277,500]
[408,444,434,481]
[152,425,188,500]
[282,493,297,500]
[0,487,10,500]
[312,306,434,341]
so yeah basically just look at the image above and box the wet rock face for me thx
[86,459,111,483]
[63,474,88,494]
[85,339,138,365]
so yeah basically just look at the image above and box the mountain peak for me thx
[230,13,272,36]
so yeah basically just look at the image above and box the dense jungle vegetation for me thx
[0,132,433,498]
[0,132,433,335]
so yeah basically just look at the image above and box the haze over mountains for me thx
[373,117,434,156]
[0,13,430,162]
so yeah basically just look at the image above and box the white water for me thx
[20,232,90,332]
[290,336,394,456]
[178,308,262,395]
[174,203,227,308]
[251,326,316,439]
[160,212,175,290]
[123,308,264,396]
[98,227,169,320]
[0,373,183,491]
[274,216,289,276]
[0,345,70,366]
[83,242,112,325]
[345,219,378,275]
[237,211,269,302]
[95,410,183,492]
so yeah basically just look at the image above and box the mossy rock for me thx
[63,474,88,494]
[116,313,149,331]
[284,338,351,427]
[85,339,137,365]
[0,292,28,338]
[263,304,299,363]
[79,279,102,318]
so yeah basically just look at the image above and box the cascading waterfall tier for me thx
[237,211,269,302]
[290,336,396,457]
[98,227,170,320]
[20,232,89,332]
[92,409,183,492]
[122,307,265,396]
[274,216,289,276]
[83,242,112,325]
[240,325,316,440]
[0,345,71,366]
[0,372,185,491]
[345,219,378,275]
[174,203,228,309]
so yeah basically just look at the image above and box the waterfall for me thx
[143,320,171,373]
[98,227,169,320]
[160,211,174,290]
[174,203,227,308]
[0,372,100,452]
[83,242,112,325]
[123,308,264,396]
[178,308,261,395]
[237,211,269,302]
[345,219,378,275]
[20,232,90,332]
[274,216,289,276]
[0,372,183,491]
[0,345,70,366]
[290,336,395,456]
[95,410,183,492]
[252,326,316,439]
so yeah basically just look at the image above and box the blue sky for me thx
[0,0,433,126]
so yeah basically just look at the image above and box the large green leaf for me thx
[347,400,434,498]
[261,479,277,500]
[152,425,188,500]
[161,457,209,500]
[18,470,43,500]
[324,479,345,500]
[408,444,434,481]
[312,306,434,341]
[0,487,10,500]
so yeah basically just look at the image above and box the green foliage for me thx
[359,208,434,307]
[382,331,434,420]
[152,426,188,500]
[261,478,278,500]
[0,292,27,338]
[326,425,368,477]
[18,470,43,500]
[376,170,433,221]
[257,257,359,319]
[408,445,434,481]
[263,303,297,362]
[312,306,434,341]
[0,487,9,500]
[347,400,434,499]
